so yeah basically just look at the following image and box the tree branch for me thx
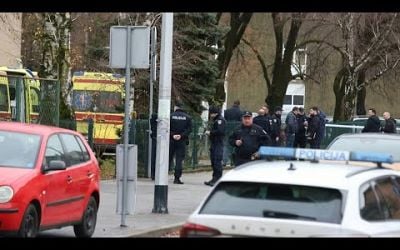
[242,38,271,89]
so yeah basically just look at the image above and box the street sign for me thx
[109,26,150,69]
[109,25,151,226]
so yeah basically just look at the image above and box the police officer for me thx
[253,107,270,135]
[169,101,192,184]
[270,106,283,146]
[294,107,307,148]
[307,107,321,149]
[204,106,225,186]
[229,111,271,166]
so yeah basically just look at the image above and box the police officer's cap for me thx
[209,106,220,114]
[242,111,252,117]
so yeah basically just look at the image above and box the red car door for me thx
[40,134,71,226]
[59,133,92,222]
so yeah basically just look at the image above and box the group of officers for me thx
[151,100,329,187]
[149,101,398,187]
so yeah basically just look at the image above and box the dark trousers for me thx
[234,156,252,167]
[310,139,320,149]
[210,142,223,181]
[286,133,295,147]
[151,137,157,180]
[169,140,186,179]
[294,136,306,148]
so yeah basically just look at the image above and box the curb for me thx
[128,223,183,237]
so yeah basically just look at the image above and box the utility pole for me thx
[152,13,173,214]
[148,27,157,178]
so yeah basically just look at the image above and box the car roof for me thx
[0,122,76,136]
[334,133,400,140]
[220,160,397,190]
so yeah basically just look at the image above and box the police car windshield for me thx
[0,130,41,169]
[328,137,400,162]
[0,84,8,112]
[72,90,122,113]
[200,182,343,224]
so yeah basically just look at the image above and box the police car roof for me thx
[221,160,396,190]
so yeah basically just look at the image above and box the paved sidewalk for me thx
[39,171,213,237]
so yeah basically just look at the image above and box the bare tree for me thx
[241,13,309,111]
[330,13,400,120]
[215,12,253,104]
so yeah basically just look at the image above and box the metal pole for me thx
[121,26,132,227]
[148,27,157,178]
[153,13,173,214]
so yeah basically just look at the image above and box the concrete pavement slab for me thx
[38,171,214,237]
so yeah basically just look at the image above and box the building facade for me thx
[0,13,22,68]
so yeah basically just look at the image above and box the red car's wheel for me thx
[73,196,97,238]
[18,204,39,238]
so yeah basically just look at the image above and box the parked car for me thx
[0,122,100,238]
[327,133,400,165]
[349,116,400,128]
[181,146,400,237]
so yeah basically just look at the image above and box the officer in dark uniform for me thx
[307,107,321,149]
[204,106,225,186]
[253,107,270,135]
[169,102,192,184]
[150,113,158,180]
[229,111,271,166]
[294,107,307,148]
[270,106,283,146]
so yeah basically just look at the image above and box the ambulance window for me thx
[293,95,304,105]
[283,95,292,105]
[0,84,8,112]
[30,87,40,113]
[9,86,15,101]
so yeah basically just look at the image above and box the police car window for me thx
[360,182,386,221]
[0,84,8,112]
[200,182,344,224]
[45,135,65,167]
[376,177,400,220]
[60,134,85,166]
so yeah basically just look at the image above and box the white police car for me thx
[181,147,400,237]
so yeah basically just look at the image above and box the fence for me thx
[0,75,60,126]
[80,119,396,177]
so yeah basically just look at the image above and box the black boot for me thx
[204,180,215,186]
[174,178,184,184]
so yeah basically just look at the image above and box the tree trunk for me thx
[39,13,73,120]
[356,69,367,115]
[333,68,348,121]
[215,13,253,104]
[265,13,303,111]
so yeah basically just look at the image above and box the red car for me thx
[0,122,100,238]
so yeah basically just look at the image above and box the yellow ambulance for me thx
[0,67,40,123]
[71,71,124,151]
